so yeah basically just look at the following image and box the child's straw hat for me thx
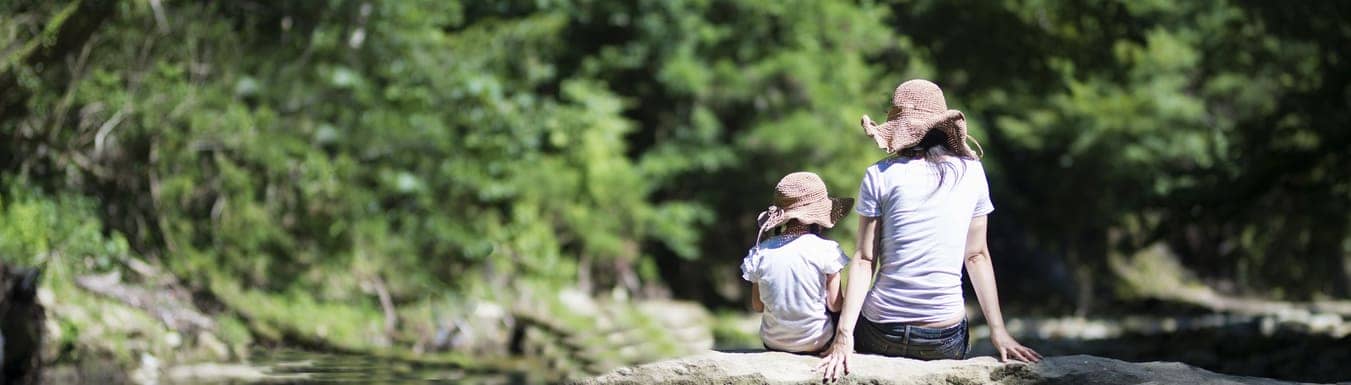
[755,172,854,240]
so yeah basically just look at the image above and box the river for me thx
[49,313,1349,384]
[54,349,545,385]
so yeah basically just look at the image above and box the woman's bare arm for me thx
[965,215,1042,362]
[817,216,879,381]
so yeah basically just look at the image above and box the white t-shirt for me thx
[740,233,849,352]
[855,153,994,325]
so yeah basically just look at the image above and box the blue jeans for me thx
[855,317,968,360]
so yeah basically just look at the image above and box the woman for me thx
[818,79,1040,381]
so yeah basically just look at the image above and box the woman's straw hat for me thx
[755,172,854,239]
[861,79,980,158]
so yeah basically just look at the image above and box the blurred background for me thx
[1,0,1348,384]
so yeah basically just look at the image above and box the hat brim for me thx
[864,110,976,158]
[762,196,855,230]
[825,197,855,228]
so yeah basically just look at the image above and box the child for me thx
[741,172,853,354]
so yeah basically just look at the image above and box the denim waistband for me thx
[863,318,967,340]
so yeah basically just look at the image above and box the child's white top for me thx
[741,233,848,352]
[855,153,994,325]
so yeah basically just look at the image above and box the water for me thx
[55,314,1349,384]
[162,349,546,385]
[231,315,1336,384]
[968,315,1351,383]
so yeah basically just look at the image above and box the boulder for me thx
[572,351,1299,385]
[0,263,44,385]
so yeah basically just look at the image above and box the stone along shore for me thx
[573,351,1303,385]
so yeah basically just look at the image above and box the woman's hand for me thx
[818,216,877,382]
[990,329,1042,363]
[815,332,854,382]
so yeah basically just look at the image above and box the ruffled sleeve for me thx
[816,240,849,275]
[740,248,760,282]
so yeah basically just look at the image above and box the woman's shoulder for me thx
[957,156,986,166]
[870,156,907,171]
[872,154,960,174]
[957,156,988,176]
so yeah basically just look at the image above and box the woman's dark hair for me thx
[897,130,966,194]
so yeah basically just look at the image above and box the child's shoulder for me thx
[751,234,828,253]
[794,232,827,242]
[795,234,842,250]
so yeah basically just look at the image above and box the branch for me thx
[370,274,398,337]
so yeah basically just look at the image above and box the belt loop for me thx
[902,324,911,356]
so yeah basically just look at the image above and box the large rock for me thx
[572,351,1300,385]
[0,263,44,385]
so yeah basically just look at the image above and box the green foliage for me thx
[4,0,701,302]
[2,0,1348,332]
[0,185,250,366]
[209,278,389,352]
[0,186,129,271]
[913,0,1351,299]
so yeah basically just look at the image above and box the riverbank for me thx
[46,348,541,385]
[573,351,1297,385]
[5,190,1344,384]
[1,189,722,383]
[39,272,715,384]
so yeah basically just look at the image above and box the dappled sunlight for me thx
[2,1,1348,384]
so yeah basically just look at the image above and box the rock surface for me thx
[572,351,1302,385]
[1,263,45,385]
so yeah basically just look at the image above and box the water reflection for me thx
[166,349,541,385]
[75,313,1351,384]
[967,315,1351,383]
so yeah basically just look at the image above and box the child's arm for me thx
[749,283,764,312]
[825,272,843,312]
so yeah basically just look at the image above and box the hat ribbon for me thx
[753,205,785,252]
